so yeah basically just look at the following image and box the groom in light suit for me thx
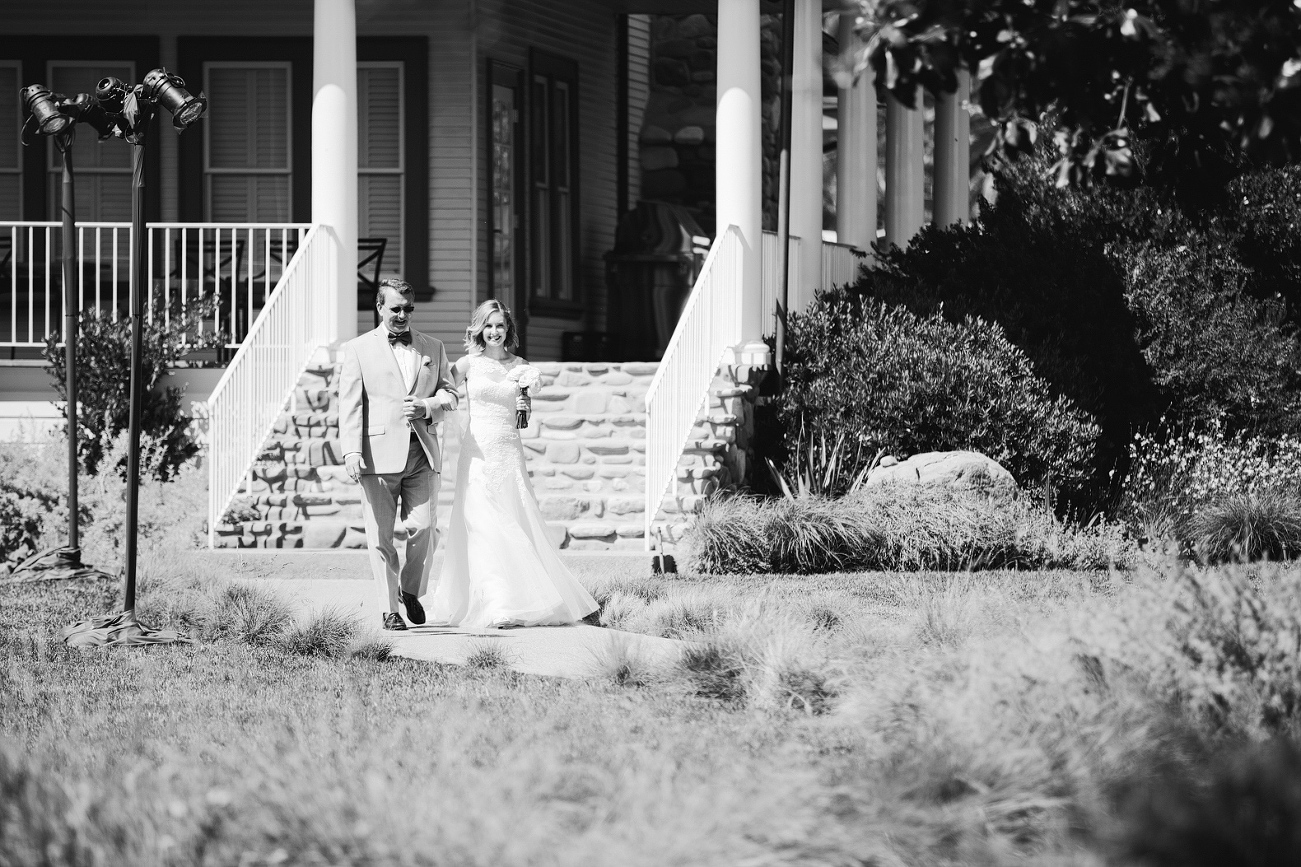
[339,278,459,630]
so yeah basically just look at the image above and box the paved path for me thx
[196,551,683,679]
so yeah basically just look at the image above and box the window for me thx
[358,62,404,278]
[203,62,292,222]
[489,62,521,306]
[0,61,19,219]
[528,50,579,310]
[46,61,134,221]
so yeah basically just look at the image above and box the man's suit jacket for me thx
[338,326,458,475]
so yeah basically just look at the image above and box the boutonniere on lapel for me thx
[421,355,432,367]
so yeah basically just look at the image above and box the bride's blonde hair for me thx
[464,299,519,353]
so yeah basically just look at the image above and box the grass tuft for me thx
[1190,488,1301,564]
[464,640,512,671]
[589,634,657,687]
[281,607,360,659]
[350,637,396,662]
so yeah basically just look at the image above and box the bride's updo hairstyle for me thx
[464,299,520,353]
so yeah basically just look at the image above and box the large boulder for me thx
[865,451,1017,495]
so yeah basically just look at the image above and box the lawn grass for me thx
[3,553,1297,866]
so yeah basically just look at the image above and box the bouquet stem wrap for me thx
[505,362,541,430]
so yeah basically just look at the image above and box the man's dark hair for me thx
[376,277,414,307]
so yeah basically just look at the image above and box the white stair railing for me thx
[207,224,336,547]
[644,225,744,547]
[821,239,861,290]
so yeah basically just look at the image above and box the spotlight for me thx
[142,68,207,130]
[20,85,73,144]
[63,93,117,140]
[95,76,129,113]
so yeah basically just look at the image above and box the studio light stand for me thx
[10,86,116,585]
[24,70,209,647]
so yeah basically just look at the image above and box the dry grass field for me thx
[6,546,1300,866]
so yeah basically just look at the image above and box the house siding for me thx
[474,0,620,362]
[2,0,474,352]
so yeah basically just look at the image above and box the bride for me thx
[427,300,599,628]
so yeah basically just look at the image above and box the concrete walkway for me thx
[189,550,684,679]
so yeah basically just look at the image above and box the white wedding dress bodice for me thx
[427,354,598,629]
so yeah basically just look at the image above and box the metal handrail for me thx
[206,223,336,546]
[643,225,744,547]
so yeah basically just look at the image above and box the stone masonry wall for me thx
[212,358,755,551]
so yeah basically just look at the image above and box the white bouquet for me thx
[505,363,541,428]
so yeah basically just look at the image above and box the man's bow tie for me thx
[387,330,412,346]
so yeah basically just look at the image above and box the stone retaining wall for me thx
[212,359,754,551]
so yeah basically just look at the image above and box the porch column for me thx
[934,69,971,228]
[883,88,924,250]
[716,0,765,349]
[788,0,823,313]
[834,13,876,254]
[312,0,359,343]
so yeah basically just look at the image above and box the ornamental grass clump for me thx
[1190,489,1301,565]
[679,487,1133,575]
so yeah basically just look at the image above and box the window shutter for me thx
[204,64,291,221]
[0,63,19,219]
[358,63,402,276]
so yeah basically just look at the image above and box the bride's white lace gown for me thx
[428,354,599,628]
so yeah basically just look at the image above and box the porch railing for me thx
[1,221,309,349]
[758,233,864,335]
[644,225,744,547]
[207,224,336,547]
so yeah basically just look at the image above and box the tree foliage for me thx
[849,0,1301,189]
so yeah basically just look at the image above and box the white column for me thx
[834,13,876,254]
[716,0,765,350]
[934,69,971,228]
[312,0,359,343]
[884,88,924,250]
[788,0,823,313]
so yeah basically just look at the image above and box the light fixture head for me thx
[142,68,207,130]
[94,76,130,113]
[63,93,117,140]
[20,84,73,144]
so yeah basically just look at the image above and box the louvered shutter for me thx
[358,63,403,277]
[204,64,291,222]
[0,63,19,219]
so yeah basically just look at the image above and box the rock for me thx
[673,125,706,146]
[640,125,673,145]
[865,451,1017,495]
[640,146,679,171]
[653,57,692,87]
[568,521,616,540]
[546,443,582,464]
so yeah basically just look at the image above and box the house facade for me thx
[0,0,971,547]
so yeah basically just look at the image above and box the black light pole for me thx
[62,70,206,647]
[774,0,796,376]
[14,86,115,581]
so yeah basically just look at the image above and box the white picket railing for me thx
[643,225,744,547]
[1,220,309,349]
[207,224,336,547]
[760,230,800,339]
[758,233,863,336]
[822,239,861,290]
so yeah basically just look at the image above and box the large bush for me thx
[42,296,222,481]
[839,141,1301,508]
[780,296,1100,497]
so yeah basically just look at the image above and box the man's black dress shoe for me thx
[401,591,426,626]
[382,612,408,631]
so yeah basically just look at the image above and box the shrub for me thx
[1116,239,1301,436]
[1120,423,1301,551]
[1092,562,1301,736]
[837,145,1301,510]
[0,440,71,565]
[42,295,224,481]
[780,298,1101,499]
